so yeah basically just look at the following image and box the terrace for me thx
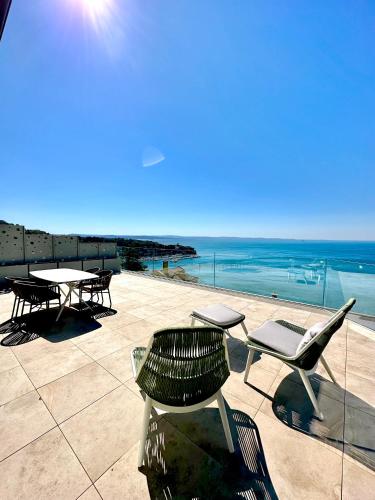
[0,272,374,499]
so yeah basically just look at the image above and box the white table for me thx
[30,268,98,321]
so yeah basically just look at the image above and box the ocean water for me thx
[138,237,375,316]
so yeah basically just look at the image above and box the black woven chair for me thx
[80,270,112,308]
[11,281,61,318]
[244,298,356,420]
[70,267,101,306]
[131,326,234,467]
[5,276,38,319]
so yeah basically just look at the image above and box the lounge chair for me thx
[243,298,356,420]
[131,326,234,467]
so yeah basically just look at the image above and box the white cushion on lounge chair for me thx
[247,320,303,357]
[192,304,245,329]
[296,321,327,354]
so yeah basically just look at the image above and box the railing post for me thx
[322,258,328,307]
[213,252,216,288]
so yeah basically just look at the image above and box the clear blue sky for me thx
[1,0,374,239]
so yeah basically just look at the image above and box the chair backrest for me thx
[95,270,112,290]
[86,267,100,274]
[13,280,51,303]
[136,326,230,407]
[296,298,356,370]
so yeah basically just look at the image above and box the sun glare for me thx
[68,0,126,59]
[82,0,112,20]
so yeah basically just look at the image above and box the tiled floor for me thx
[0,272,374,499]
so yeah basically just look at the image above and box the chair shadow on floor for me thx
[0,305,109,346]
[71,300,117,320]
[227,338,262,373]
[228,339,375,472]
[140,406,278,499]
[270,372,375,472]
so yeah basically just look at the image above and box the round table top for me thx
[30,268,98,284]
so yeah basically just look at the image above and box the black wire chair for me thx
[131,326,234,467]
[10,280,61,318]
[80,270,113,308]
[5,276,37,319]
[69,267,101,306]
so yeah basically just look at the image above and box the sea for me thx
[135,237,375,316]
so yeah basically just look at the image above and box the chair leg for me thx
[108,290,112,308]
[244,348,255,382]
[299,369,324,420]
[320,355,337,385]
[217,391,234,453]
[240,321,249,336]
[138,396,152,467]
[15,298,21,318]
[11,297,17,319]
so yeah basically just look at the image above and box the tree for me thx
[121,247,147,272]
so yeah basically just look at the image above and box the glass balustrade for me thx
[117,246,375,317]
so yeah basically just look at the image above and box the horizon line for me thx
[75,233,375,243]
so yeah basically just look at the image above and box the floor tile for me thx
[22,345,92,388]
[254,411,342,499]
[344,405,375,470]
[78,486,102,500]
[119,320,156,342]
[0,348,19,373]
[97,345,136,383]
[259,373,345,454]
[76,331,133,360]
[0,427,91,500]
[342,458,375,500]
[38,362,121,423]
[0,390,56,461]
[96,419,225,499]
[345,371,375,417]
[223,364,277,410]
[0,366,34,405]
[61,386,144,481]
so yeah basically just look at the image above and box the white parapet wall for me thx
[25,233,53,262]
[0,223,121,286]
[54,236,79,260]
[0,224,25,264]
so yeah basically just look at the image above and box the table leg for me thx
[71,288,93,311]
[56,284,72,322]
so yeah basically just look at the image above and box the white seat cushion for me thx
[192,304,245,328]
[296,321,327,354]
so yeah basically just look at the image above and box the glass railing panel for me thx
[213,255,326,306]
[324,260,375,316]
[118,247,215,286]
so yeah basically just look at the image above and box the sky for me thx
[1,0,374,240]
